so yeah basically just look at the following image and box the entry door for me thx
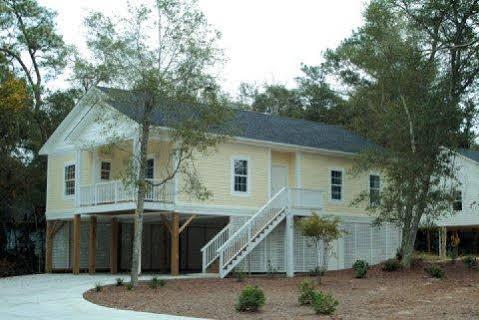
[271,165,288,197]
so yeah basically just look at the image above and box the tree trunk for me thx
[130,99,152,286]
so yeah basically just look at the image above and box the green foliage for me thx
[149,277,166,289]
[297,213,345,269]
[309,266,327,277]
[311,291,339,315]
[116,278,124,286]
[125,283,133,291]
[298,280,315,306]
[234,270,246,282]
[235,285,266,312]
[382,259,401,272]
[353,260,369,278]
[463,256,478,270]
[425,265,444,279]
[94,282,102,292]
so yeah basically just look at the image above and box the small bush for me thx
[149,277,166,289]
[298,280,315,306]
[126,283,133,290]
[94,282,102,292]
[425,265,444,278]
[234,270,246,282]
[115,278,124,286]
[382,259,402,272]
[235,285,266,312]
[464,256,478,269]
[311,291,339,315]
[309,266,327,277]
[353,260,369,278]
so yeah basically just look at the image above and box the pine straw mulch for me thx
[84,261,479,320]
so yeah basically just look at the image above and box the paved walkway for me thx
[0,273,217,320]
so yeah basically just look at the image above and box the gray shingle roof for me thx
[97,86,378,154]
[458,149,479,163]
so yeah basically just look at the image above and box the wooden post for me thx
[171,212,180,276]
[88,216,97,274]
[72,214,81,274]
[45,220,53,273]
[439,227,447,258]
[110,218,119,274]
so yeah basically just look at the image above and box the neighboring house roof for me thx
[457,149,479,163]
[95,86,378,154]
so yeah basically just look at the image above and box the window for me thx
[100,161,111,180]
[233,158,248,193]
[331,170,342,200]
[64,164,75,196]
[369,174,380,205]
[146,158,154,179]
[453,190,462,211]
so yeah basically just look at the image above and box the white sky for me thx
[38,0,366,97]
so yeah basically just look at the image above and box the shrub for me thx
[126,283,133,290]
[425,265,444,278]
[311,291,339,315]
[235,285,266,312]
[115,278,124,286]
[234,270,246,282]
[149,277,166,289]
[309,266,327,277]
[298,280,315,306]
[382,259,402,272]
[353,260,369,278]
[94,282,102,292]
[464,256,478,269]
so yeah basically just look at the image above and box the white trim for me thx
[146,153,156,179]
[329,168,344,203]
[63,160,76,201]
[267,148,272,199]
[99,159,112,181]
[295,151,302,188]
[231,156,251,197]
[368,173,381,206]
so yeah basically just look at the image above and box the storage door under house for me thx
[271,165,288,196]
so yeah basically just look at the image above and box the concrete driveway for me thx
[0,273,217,320]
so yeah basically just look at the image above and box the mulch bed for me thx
[84,261,479,319]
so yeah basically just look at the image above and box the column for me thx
[72,214,81,274]
[171,212,180,276]
[285,212,294,277]
[45,220,53,273]
[88,216,97,274]
[110,218,119,274]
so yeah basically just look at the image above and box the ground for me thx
[85,261,479,320]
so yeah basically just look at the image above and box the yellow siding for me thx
[46,152,75,212]
[178,142,269,207]
[301,152,369,215]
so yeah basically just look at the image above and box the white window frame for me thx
[100,160,112,181]
[231,156,250,196]
[63,161,76,200]
[146,154,155,180]
[329,168,344,202]
[369,173,381,206]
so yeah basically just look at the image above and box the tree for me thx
[77,0,231,285]
[323,0,477,267]
[297,213,345,270]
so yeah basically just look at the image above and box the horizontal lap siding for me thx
[46,153,75,213]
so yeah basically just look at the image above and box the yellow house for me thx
[39,86,400,277]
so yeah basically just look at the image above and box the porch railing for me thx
[200,224,230,273]
[79,179,174,206]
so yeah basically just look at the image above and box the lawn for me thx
[84,260,479,320]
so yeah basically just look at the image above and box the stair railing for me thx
[217,187,289,274]
[200,224,230,273]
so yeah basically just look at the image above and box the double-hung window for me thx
[331,170,342,201]
[64,164,75,197]
[453,190,462,211]
[369,174,380,205]
[233,158,248,194]
[100,161,111,180]
[146,158,155,179]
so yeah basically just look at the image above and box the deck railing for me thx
[201,224,230,273]
[79,179,174,206]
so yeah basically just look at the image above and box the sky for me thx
[38,0,366,97]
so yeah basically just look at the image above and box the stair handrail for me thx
[216,187,287,253]
[200,224,230,272]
